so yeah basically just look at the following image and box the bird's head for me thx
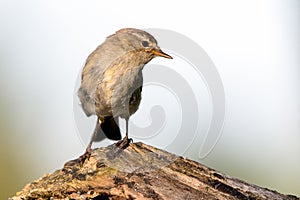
[107,28,173,60]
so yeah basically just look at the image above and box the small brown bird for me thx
[78,28,172,161]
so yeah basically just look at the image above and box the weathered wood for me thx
[10,142,299,200]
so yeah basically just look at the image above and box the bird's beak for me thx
[151,49,173,59]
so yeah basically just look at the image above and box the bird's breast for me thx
[95,63,144,118]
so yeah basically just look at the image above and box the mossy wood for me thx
[11,143,299,200]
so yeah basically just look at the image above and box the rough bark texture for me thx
[11,142,299,200]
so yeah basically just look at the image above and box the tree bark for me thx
[10,142,299,200]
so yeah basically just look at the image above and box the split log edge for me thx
[10,142,299,200]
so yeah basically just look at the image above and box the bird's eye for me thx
[142,41,149,47]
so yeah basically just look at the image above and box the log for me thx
[10,142,299,200]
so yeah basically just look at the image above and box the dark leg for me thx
[125,117,129,140]
[116,118,132,149]
[79,118,102,165]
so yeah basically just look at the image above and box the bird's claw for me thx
[116,136,132,149]
[78,149,91,166]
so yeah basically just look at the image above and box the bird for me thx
[77,28,172,162]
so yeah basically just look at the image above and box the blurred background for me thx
[0,0,299,199]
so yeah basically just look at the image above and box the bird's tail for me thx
[94,117,122,141]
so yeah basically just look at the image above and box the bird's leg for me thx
[79,118,102,165]
[116,118,132,149]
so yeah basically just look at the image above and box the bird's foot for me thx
[78,148,92,166]
[115,136,132,149]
